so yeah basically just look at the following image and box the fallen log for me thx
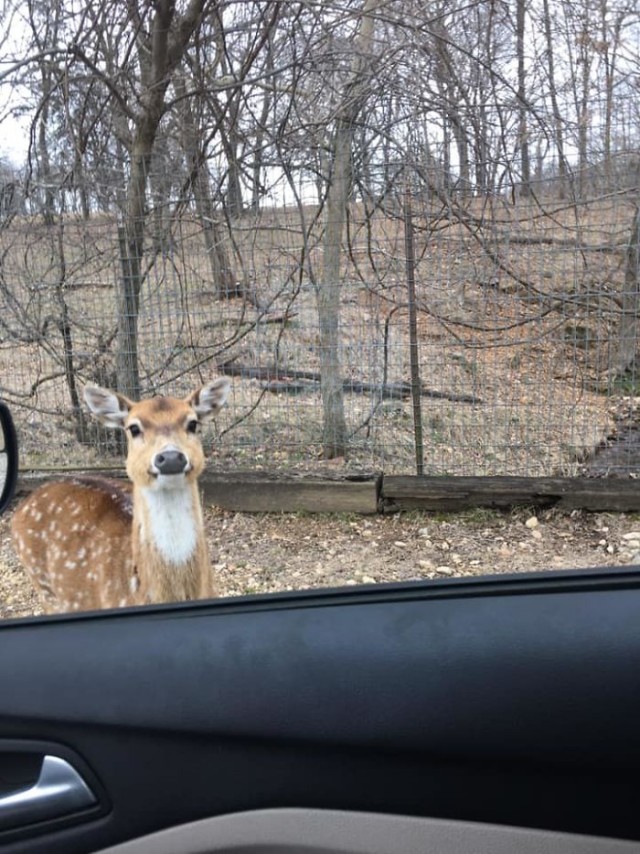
[203,310,297,328]
[218,362,482,404]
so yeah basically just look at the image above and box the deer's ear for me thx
[84,385,133,429]
[187,377,231,420]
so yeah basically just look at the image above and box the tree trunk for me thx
[600,10,625,191]
[609,205,640,379]
[224,123,244,218]
[37,86,56,226]
[117,123,158,398]
[175,73,237,298]
[317,0,379,459]
[575,11,593,199]
[114,0,207,397]
[318,128,350,458]
[516,0,531,198]
[250,47,274,211]
[541,0,567,198]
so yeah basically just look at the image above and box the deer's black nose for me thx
[154,449,188,475]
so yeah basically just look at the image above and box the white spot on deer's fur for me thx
[140,486,198,565]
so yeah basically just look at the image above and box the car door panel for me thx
[1,568,640,853]
[96,808,640,854]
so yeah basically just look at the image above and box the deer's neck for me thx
[131,481,209,602]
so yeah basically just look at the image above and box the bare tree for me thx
[174,69,236,298]
[540,0,568,197]
[317,0,380,458]
[515,0,532,197]
[111,0,215,398]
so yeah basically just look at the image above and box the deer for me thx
[11,377,231,614]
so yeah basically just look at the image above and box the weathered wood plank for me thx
[381,475,640,513]
[13,471,640,515]
[14,469,381,515]
[199,471,381,514]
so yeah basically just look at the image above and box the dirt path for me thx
[3,502,640,620]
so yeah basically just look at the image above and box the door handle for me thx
[0,754,97,831]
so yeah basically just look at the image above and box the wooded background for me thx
[0,0,639,478]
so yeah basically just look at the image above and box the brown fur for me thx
[11,379,230,613]
[11,479,135,612]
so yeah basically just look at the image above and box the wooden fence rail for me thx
[12,470,640,514]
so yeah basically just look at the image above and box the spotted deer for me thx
[11,378,231,613]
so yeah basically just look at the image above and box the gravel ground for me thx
[2,500,640,620]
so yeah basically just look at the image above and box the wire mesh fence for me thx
[1,155,639,479]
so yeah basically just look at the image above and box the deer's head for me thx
[84,379,231,490]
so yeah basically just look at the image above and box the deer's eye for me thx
[128,423,142,438]
[186,420,199,434]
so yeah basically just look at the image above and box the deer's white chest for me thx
[139,486,199,565]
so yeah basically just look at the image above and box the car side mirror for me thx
[0,401,18,515]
